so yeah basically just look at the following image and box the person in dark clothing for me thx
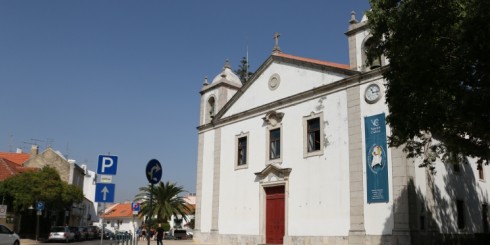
[156,223,164,245]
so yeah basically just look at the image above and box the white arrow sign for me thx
[149,165,161,181]
[101,186,109,200]
[95,183,115,203]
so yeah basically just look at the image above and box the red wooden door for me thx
[265,186,285,244]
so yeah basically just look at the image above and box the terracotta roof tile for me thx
[0,158,36,180]
[0,152,30,165]
[101,203,133,219]
[274,53,351,70]
[184,204,195,215]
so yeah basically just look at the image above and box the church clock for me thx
[364,83,382,104]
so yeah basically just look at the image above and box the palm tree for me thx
[134,181,191,223]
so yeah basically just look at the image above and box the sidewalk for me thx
[20,239,206,245]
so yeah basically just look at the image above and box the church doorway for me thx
[265,185,285,244]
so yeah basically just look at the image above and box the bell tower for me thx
[199,60,242,126]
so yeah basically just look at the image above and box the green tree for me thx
[367,0,490,166]
[0,167,83,213]
[234,56,253,84]
[134,181,191,223]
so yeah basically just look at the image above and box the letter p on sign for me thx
[97,155,118,175]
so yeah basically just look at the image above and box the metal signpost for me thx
[145,159,162,245]
[96,155,118,245]
[36,201,44,241]
[132,202,140,245]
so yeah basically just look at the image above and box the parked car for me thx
[69,226,82,241]
[102,228,115,240]
[82,226,95,240]
[87,225,101,239]
[173,229,187,240]
[0,224,20,245]
[78,226,89,240]
[48,226,75,243]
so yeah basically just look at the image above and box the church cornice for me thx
[200,81,241,95]
[197,66,386,132]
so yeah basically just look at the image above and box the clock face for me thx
[365,83,381,103]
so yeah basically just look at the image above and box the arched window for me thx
[362,37,381,71]
[207,97,216,121]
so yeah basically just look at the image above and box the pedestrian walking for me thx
[156,223,164,245]
[141,227,147,241]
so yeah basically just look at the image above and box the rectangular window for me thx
[303,113,324,158]
[478,164,485,180]
[269,128,281,160]
[307,118,321,152]
[457,200,465,230]
[237,136,247,166]
[453,163,460,173]
[483,204,489,233]
[419,202,426,230]
[235,132,249,170]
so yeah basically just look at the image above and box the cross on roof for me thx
[272,32,281,54]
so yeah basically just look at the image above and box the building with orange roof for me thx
[98,202,142,235]
[0,150,31,165]
[0,158,34,181]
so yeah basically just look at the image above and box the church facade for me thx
[194,13,490,245]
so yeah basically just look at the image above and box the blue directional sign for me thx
[132,202,140,212]
[95,183,115,203]
[97,155,118,175]
[146,159,162,184]
[36,201,45,211]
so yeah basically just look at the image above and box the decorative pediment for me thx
[254,164,291,183]
[262,110,284,126]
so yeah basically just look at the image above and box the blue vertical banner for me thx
[365,113,389,203]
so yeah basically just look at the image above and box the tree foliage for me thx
[234,56,253,84]
[134,181,191,223]
[367,0,490,165]
[0,167,83,213]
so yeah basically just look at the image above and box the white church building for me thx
[193,12,490,245]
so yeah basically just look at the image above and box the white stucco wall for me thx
[215,63,353,237]
[286,91,351,236]
[418,155,490,234]
[359,78,395,235]
[103,217,141,234]
[199,130,215,233]
[218,116,264,235]
[223,62,348,118]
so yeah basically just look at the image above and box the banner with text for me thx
[365,113,389,203]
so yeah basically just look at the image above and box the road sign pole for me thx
[36,213,39,241]
[100,202,105,245]
[145,159,162,245]
[147,183,153,245]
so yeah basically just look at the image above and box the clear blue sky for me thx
[0,1,371,202]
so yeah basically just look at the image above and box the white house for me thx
[80,165,99,225]
[193,11,490,245]
[169,194,196,231]
[99,202,142,234]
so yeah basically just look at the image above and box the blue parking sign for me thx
[97,155,118,175]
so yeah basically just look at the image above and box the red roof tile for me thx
[0,158,33,180]
[0,152,30,165]
[101,203,133,219]
[274,53,351,70]
[0,158,38,181]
